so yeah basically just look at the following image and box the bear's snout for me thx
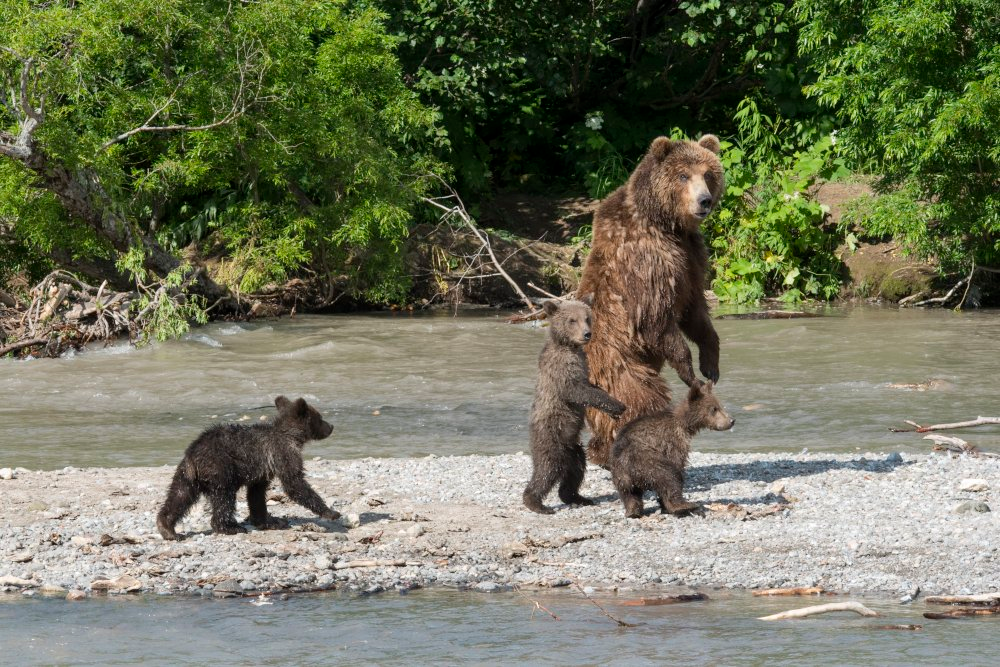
[583,331,591,342]
[698,194,714,210]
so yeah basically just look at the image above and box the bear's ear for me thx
[293,398,309,417]
[698,134,721,155]
[274,395,290,411]
[542,300,560,317]
[578,292,594,307]
[687,381,705,401]
[702,379,714,393]
[649,136,675,161]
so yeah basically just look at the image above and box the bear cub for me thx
[523,297,626,514]
[610,381,733,519]
[157,396,340,540]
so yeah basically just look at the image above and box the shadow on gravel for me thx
[687,456,911,492]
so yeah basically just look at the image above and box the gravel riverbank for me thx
[1,451,998,600]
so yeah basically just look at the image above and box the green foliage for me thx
[796,0,1000,271]
[369,0,818,195]
[707,102,850,304]
[1,0,445,316]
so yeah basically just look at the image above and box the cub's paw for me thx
[322,509,342,521]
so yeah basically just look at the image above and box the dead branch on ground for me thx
[758,601,879,621]
[420,177,536,314]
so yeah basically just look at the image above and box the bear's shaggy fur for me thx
[156,396,340,540]
[610,381,733,518]
[577,134,725,468]
[523,297,626,514]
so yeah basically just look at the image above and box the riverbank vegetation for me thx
[2,0,998,351]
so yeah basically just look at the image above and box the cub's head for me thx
[542,295,594,348]
[627,134,725,231]
[274,395,334,442]
[685,381,735,432]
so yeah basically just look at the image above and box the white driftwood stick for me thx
[758,601,879,621]
[922,434,970,448]
[917,416,1000,432]
[925,594,1000,605]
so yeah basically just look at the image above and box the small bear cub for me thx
[157,396,340,540]
[523,297,626,514]
[610,381,733,519]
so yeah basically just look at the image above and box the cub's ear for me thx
[698,134,721,155]
[687,381,706,401]
[542,300,560,317]
[293,398,309,416]
[649,136,675,161]
[274,395,290,411]
[578,292,594,307]
[702,379,715,392]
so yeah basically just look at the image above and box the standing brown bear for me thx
[523,297,626,514]
[157,396,340,540]
[610,380,734,518]
[577,134,725,468]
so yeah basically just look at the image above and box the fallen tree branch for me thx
[513,585,561,621]
[758,601,879,621]
[332,559,423,570]
[0,336,48,357]
[924,608,1000,619]
[621,593,709,606]
[752,587,827,597]
[925,594,1000,606]
[573,582,637,627]
[907,416,1000,433]
[421,177,535,312]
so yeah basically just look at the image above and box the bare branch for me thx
[758,601,879,621]
[99,40,267,152]
[420,176,535,312]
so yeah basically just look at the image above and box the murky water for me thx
[3,307,1000,665]
[1,587,996,667]
[3,307,999,469]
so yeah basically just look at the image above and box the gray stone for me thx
[474,581,499,592]
[953,501,991,514]
[212,579,244,597]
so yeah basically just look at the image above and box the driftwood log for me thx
[758,601,879,621]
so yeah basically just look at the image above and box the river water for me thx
[3,306,1000,664]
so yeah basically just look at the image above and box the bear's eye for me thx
[679,174,689,182]
[569,318,577,324]
[711,407,718,414]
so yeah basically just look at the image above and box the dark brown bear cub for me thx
[523,297,626,514]
[610,381,733,519]
[157,396,340,540]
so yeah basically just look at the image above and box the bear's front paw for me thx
[700,364,719,383]
[322,509,341,521]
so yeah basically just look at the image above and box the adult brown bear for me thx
[577,134,724,468]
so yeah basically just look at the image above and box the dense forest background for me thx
[2,0,998,343]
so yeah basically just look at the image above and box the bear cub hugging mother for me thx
[157,396,340,540]
[577,134,725,468]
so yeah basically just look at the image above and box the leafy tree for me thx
[368,0,816,197]
[0,0,444,313]
[796,0,1000,271]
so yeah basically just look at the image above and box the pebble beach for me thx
[1,450,998,600]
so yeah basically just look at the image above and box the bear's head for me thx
[542,295,594,348]
[274,395,334,442]
[684,380,735,433]
[627,134,725,231]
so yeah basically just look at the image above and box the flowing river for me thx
[2,306,999,664]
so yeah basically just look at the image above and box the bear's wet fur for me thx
[523,297,627,514]
[610,380,734,519]
[577,134,725,468]
[156,396,340,540]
